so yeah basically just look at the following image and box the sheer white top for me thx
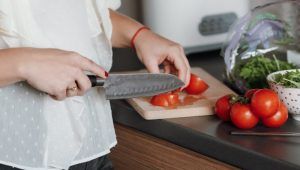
[0,0,120,169]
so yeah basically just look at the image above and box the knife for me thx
[87,73,184,100]
[230,131,300,137]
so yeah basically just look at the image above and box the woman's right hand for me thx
[10,48,106,100]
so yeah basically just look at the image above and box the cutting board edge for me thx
[140,108,214,120]
[127,98,215,120]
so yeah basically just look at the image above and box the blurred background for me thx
[111,0,279,72]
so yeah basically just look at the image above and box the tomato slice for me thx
[250,89,280,118]
[262,102,288,128]
[230,103,259,129]
[185,73,209,95]
[167,93,180,106]
[150,93,180,107]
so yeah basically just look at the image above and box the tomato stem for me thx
[230,95,249,104]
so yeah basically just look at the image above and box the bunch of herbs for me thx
[233,55,296,89]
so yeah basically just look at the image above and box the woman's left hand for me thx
[134,30,191,88]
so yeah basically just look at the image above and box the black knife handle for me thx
[88,75,105,87]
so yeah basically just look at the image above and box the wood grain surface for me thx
[110,124,239,170]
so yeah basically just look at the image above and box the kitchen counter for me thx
[111,50,300,170]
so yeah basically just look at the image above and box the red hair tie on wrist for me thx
[130,26,150,49]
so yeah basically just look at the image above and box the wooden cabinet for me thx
[110,124,239,170]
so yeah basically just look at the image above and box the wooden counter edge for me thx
[110,123,240,170]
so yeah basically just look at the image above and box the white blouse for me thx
[0,0,120,169]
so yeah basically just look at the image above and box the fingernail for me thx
[105,71,109,77]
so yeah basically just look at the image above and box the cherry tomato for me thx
[185,73,209,95]
[245,89,260,99]
[250,89,280,118]
[262,102,288,128]
[150,93,180,107]
[230,103,259,129]
[215,95,233,121]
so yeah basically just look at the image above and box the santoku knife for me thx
[88,73,184,100]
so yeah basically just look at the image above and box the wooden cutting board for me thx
[126,67,235,120]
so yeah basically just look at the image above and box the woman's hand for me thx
[134,30,191,88]
[109,10,191,88]
[4,48,106,100]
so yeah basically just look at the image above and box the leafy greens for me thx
[234,55,296,89]
[274,70,300,88]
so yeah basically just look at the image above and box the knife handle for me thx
[88,75,105,87]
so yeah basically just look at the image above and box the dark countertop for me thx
[111,50,300,170]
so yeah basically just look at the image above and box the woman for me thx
[0,0,190,169]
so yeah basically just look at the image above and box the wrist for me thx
[0,48,28,84]
[11,48,31,81]
[130,26,150,49]
[16,58,28,81]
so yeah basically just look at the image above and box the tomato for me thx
[215,95,233,121]
[172,88,181,94]
[151,94,169,107]
[262,103,288,128]
[185,73,209,95]
[150,93,180,107]
[230,103,259,129]
[167,93,180,106]
[245,89,259,99]
[250,89,280,118]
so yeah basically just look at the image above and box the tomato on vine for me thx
[230,103,259,129]
[250,89,280,118]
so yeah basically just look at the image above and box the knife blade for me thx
[230,131,300,137]
[88,73,184,100]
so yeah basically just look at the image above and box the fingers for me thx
[73,54,108,78]
[163,61,171,74]
[66,82,79,97]
[171,54,188,86]
[169,46,190,88]
[141,45,190,89]
[74,72,92,96]
[180,51,191,88]
[50,88,67,101]
[144,59,160,74]
[51,74,91,100]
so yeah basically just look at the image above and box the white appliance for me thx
[142,0,250,54]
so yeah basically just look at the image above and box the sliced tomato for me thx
[230,103,259,129]
[172,88,181,94]
[167,93,180,106]
[150,93,180,107]
[185,73,209,95]
[250,89,280,118]
[262,102,288,128]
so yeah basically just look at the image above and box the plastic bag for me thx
[222,0,300,93]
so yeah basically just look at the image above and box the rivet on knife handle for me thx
[88,75,105,87]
